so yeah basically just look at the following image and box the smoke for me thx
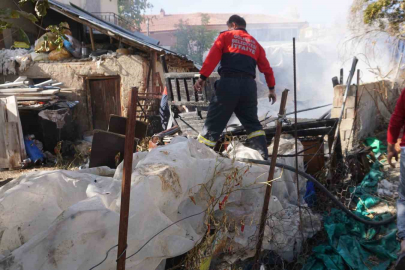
[249,15,398,120]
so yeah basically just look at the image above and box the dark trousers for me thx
[198,77,268,159]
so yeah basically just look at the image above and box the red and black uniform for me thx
[200,28,275,89]
[198,28,276,159]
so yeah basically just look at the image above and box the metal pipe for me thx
[253,89,289,269]
[260,103,332,124]
[293,37,304,241]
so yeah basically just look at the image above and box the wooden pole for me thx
[117,87,138,270]
[151,51,157,93]
[89,27,95,51]
[253,89,289,269]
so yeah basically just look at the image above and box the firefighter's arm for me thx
[257,44,276,103]
[199,34,225,80]
[257,45,276,89]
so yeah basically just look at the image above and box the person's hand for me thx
[387,143,398,168]
[268,89,277,104]
[194,78,205,92]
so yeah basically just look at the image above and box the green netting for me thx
[364,137,387,157]
[302,160,399,270]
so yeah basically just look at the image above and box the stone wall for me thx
[331,80,397,151]
[19,55,178,136]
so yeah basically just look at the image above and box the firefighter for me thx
[194,14,276,159]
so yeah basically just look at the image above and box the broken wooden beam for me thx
[253,89,289,269]
[89,27,95,51]
[117,87,138,270]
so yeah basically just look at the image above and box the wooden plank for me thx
[117,87,138,270]
[151,51,157,93]
[4,122,21,169]
[108,115,148,140]
[0,88,40,93]
[0,100,8,168]
[89,27,95,51]
[156,72,164,93]
[0,90,60,96]
[16,96,57,101]
[89,130,137,168]
[164,72,220,79]
[86,79,94,131]
[4,96,26,160]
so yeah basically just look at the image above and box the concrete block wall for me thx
[332,81,395,152]
[331,85,357,152]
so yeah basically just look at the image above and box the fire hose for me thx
[236,158,397,227]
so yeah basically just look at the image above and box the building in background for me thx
[55,0,118,14]
[55,0,136,32]
[140,10,309,49]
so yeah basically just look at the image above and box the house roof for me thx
[47,0,192,62]
[140,12,308,33]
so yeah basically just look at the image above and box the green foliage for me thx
[356,0,405,35]
[0,0,48,47]
[172,14,218,65]
[45,22,68,50]
[118,0,152,31]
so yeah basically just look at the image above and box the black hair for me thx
[227,15,246,28]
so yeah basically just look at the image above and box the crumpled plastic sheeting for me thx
[220,135,320,264]
[0,138,320,270]
[0,49,32,75]
[38,108,70,129]
[302,209,399,270]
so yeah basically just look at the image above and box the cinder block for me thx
[340,118,354,130]
[345,108,355,119]
[333,95,343,107]
[331,108,341,118]
[342,130,351,141]
[345,96,356,108]
[334,86,344,97]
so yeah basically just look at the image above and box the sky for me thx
[146,0,354,25]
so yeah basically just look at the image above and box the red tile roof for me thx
[140,12,307,33]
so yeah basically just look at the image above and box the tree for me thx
[351,0,405,38]
[1,0,49,47]
[173,14,218,65]
[118,0,152,31]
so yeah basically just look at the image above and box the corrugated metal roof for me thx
[47,0,191,61]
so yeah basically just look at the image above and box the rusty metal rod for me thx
[253,89,289,269]
[117,87,138,270]
[293,37,304,240]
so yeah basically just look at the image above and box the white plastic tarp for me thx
[0,137,320,270]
